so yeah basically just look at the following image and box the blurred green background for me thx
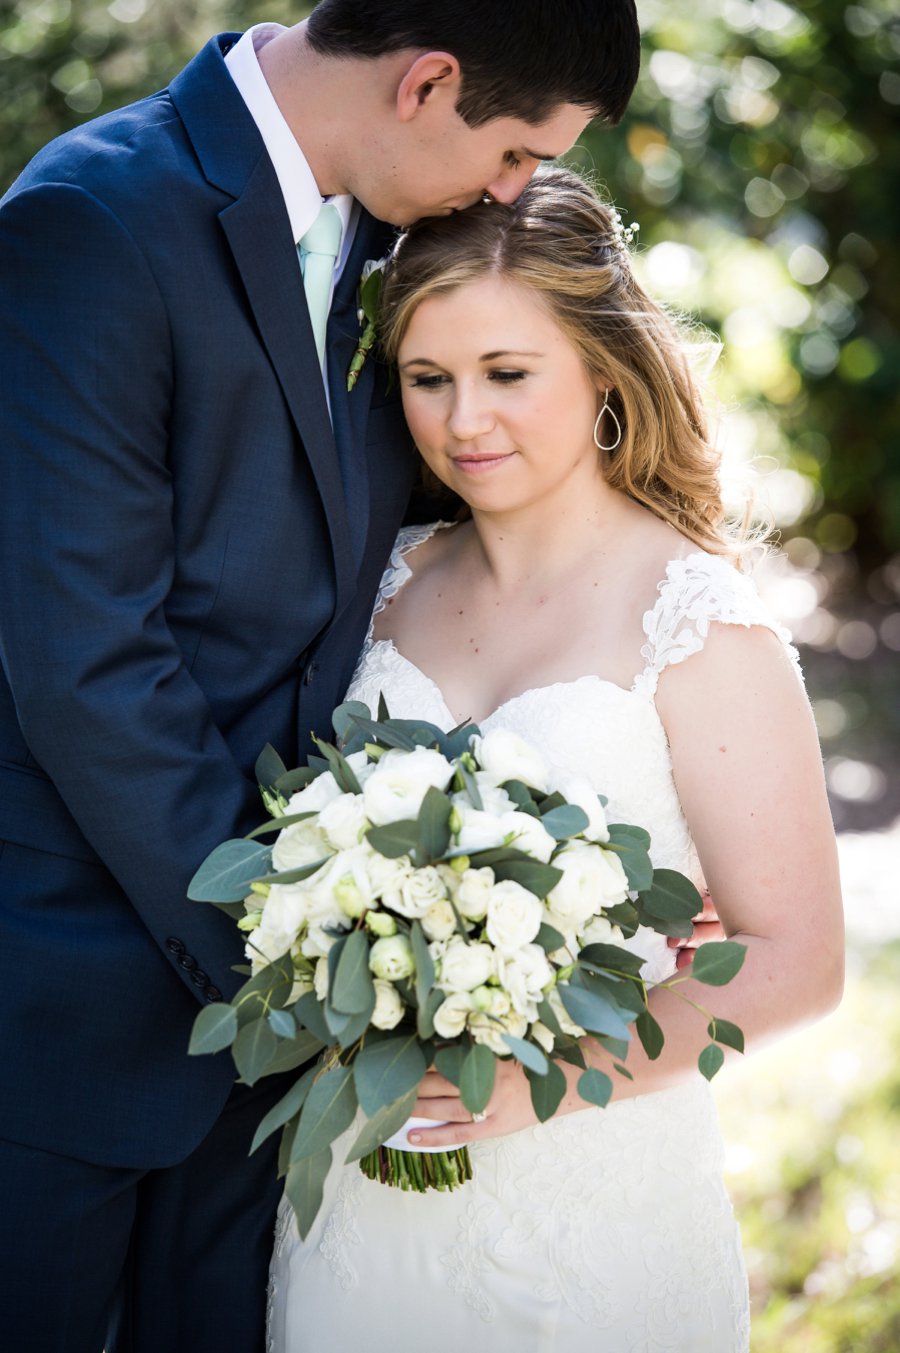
[1,1,897,1347]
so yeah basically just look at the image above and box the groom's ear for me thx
[396,53,462,122]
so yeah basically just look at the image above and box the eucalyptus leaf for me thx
[344,1087,419,1163]
[312,736,362,795]
[578,1067,614,1108]
[707,1017,745,1053]
[267,1008,296,1039]
[526,1059,567,1122]
[366,820,419,860]
[332,700,372,743]
[410,921,436,1005]
[535,921,567,955]
[255,743,287,789]
[251,857,331,888]
[439,721,479,760]
[187,839,273,903]
[291,1066,357,1161]
[417,786,452,861]
[491,857,563,899]
[264,1028,326,1077]
[639,868,702,921]
[416,987,444,1041]
[331,930,375,1015]
[459,1042,496,1114]
[698,1043,726,1080]
[603,900,640,935]
[458,762,484,811]
[635,1008,665,1060]
[232,1016,279,1086]
[244,811,316,841]
[558,981,633,1042]
[249,1064,319,1154]
[552,1039,587,1071]
[354,1034,427,1116]
[633,907,694,940]
[285,1146,333,1240]
[578,942,645,976]
[232,955,295,1026]
[335,985,377,1051]
[188,1002,237,1056]
[274,766,319,797]
[350,713,417,751]
[502,779,540,814]
[277,1117,299,1180]
[691,941,747,987]
[540,804,590,840]
[604,825,654,892]
[294,991,333,1044]
[434,1043,466,1087]
[501,1035,549,1076]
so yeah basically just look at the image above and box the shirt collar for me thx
[225,24,355,249]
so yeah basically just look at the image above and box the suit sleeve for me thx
[0,180,259,1000]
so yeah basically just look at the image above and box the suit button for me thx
[303,661,318,687]
[178,955,197,972]
[191,969,208,987]
[166,937,186,955]
[205,986,223,1003]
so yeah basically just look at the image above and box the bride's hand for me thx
[406,1058,544,1147]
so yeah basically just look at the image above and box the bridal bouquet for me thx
[188,700,745,1238]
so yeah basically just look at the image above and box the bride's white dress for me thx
[268,523,800,1352]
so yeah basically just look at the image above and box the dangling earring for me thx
[593,389,622,452]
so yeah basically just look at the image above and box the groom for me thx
[0,2,639,1349]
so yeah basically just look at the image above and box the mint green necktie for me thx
[298,203,343,367]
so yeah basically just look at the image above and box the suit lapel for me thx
[326,212,397,582]
[169,35,355,618]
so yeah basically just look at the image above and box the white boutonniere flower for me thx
[346,253,390,391]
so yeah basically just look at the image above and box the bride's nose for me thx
[447,384,495,441]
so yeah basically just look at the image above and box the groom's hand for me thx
[667,890,724,970]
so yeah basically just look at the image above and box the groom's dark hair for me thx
[306,0,640,127]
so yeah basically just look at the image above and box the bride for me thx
[267,166,843,1351]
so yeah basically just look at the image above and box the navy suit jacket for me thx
[0,34,416,1167]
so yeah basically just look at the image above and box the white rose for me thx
[345,750,376,787]
[545,842,606,933]
[497,944,554,1019]
[285,771,342,815]
[547,984,586,1038]
[530,1020,555,1054]
[299,921,347,959]
[421,898,459,942]
[271,818,333,873]
[247,883,310,969]
[371,979,405,1030]
[391,866,448,920]
[433,992,474,1039]
[451,801,507,855]
[579,915,626,948]
[471,728,549,792]
[499,810,556,864]
[468,1009,528,1055]
[472,985,511,1017]
[364,849,415,900]
[546,771,610,842]
[437,937,495,993]
[369,933,415,981]
[485,880,544,955]
[365,908,398,938]
[318,793,370,851]
[313,955,330,1001]
[363,746,453,826]
[594,848,630,906]
[455,866,495,921]
[472,774,513,814]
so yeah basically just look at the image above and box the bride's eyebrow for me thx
[480,350,543,360]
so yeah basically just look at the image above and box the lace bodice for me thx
[348,523,800,985]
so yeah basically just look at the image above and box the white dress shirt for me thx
[225,25,360,381]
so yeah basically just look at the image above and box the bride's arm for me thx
[409,621,844,1143]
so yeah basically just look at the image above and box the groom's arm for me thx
[0,180,259,1002]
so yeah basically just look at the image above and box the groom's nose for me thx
[483,157,540,206]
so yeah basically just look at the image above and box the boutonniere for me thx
[346,255,389,392]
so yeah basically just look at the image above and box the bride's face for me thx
[397,275,605,514]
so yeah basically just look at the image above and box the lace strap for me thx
[365,521,452,644]
[633,551,802,699]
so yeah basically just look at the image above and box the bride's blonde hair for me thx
[379,165,746,559]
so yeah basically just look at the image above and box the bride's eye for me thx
[489,369,527,384]
[408,373,449,389]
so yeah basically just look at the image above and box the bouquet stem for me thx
[358,1146,473,1193]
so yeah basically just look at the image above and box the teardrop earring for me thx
[593,389,622,452]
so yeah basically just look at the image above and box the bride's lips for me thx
[451,452,516,474]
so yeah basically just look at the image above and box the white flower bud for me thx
[371,979,404,1030]
[369,934,415,981]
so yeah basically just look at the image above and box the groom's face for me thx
[361,101,589,226]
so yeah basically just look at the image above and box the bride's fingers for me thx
[416,1071,459,1098]
[412,1095,468,1123]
